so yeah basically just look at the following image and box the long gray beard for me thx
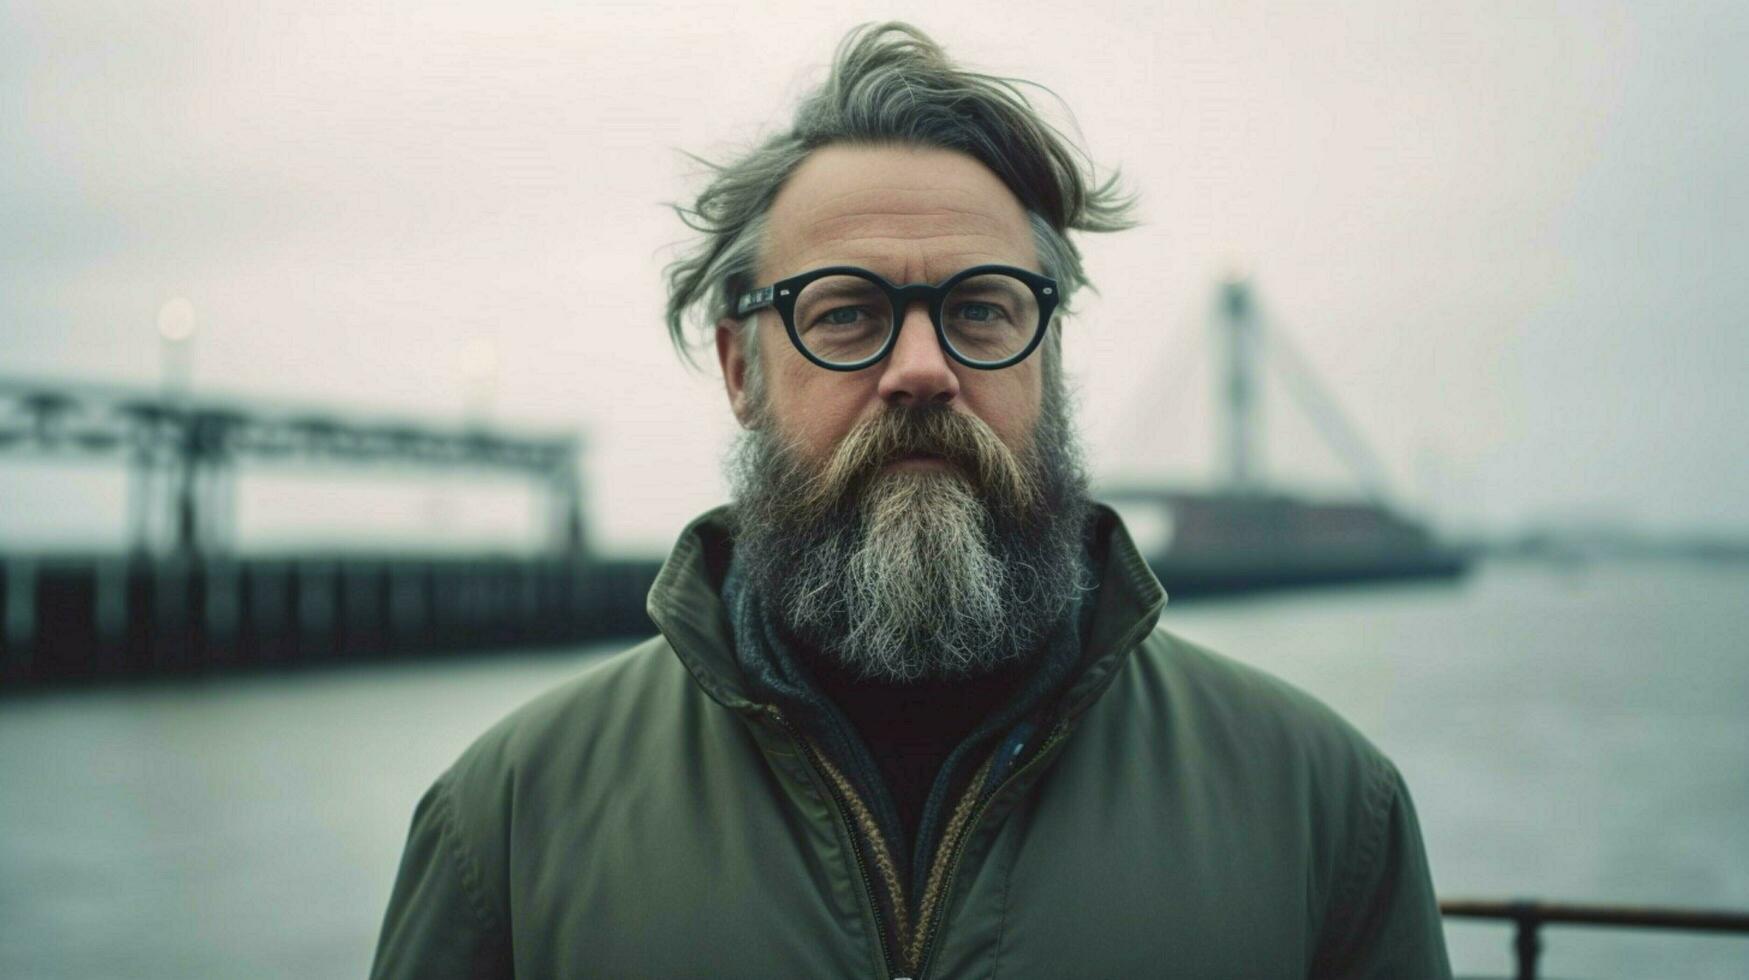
[729,374,1092,683]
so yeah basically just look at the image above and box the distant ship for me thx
[1103,487,1468,597]
[1099,277,1470,597]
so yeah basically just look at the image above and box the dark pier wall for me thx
[0,555,663,689]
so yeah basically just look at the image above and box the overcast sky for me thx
[2,0,1744,552]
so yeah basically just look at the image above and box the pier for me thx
[0,376,660,688]
[0,553,659,686]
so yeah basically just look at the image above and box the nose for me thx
[875,303,960,406]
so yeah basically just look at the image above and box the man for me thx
[372,23,1451,979]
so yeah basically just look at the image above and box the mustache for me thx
[790,404,1042,518]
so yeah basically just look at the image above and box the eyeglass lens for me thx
[791,273,1041,366]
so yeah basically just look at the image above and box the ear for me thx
[715,317,755,428]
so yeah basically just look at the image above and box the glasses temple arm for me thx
[735,285,776,316]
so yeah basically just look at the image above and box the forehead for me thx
[760,143,1038,283]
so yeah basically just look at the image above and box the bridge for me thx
[0,377,659,686]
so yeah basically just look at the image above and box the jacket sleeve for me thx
[370,771,513,980]
[1312,756,1453,980]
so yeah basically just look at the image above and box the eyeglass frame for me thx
[733,263,1060,372]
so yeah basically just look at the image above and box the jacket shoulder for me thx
[1050,628,1448,976]
[372,637,711,978]
[434,635,705,874]
[461,635,691,764]
[1118,628,1405,881]
[1128,628,1423,934]
[1129,625,1393,778]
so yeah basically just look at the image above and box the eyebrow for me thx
[950,279,1027,298]
[797,277,886,300]
[781,264,1024,288]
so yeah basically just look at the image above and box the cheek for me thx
[964,367,1043,450]
[767,352,867,456]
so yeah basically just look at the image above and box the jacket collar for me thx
[645,502,1168,718]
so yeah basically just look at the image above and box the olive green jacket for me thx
[372,506,1451,979]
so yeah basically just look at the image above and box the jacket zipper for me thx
[771,709,905,980]
[911,720,1072,980]
[909,615,1165,977]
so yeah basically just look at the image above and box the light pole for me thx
[1217,275,1262,493]
[156,297,198,557]
[457,336,500,428]
[156,297,197,396]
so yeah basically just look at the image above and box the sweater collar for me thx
[646,502,1168,718]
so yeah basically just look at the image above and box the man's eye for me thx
[815,306,871,327]
[954,302,1007,323]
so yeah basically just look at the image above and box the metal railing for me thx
[1441,898,1749,979]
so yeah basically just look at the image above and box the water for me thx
[1,561,1745,978]
[1164,561,1749,977]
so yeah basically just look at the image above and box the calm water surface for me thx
[2,560,1745,978]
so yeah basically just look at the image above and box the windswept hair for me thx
[663,22,1137,366]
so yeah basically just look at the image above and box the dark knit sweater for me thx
[801,649,1029,850]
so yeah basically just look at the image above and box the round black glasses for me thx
[734,264,1059,372]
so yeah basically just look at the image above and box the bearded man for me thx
[372,23,1451,979]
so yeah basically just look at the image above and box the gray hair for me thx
[663,22,1137,367]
